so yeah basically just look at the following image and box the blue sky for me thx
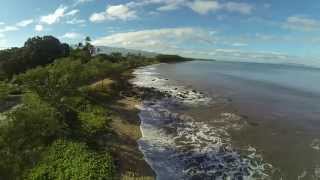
[0,0,320,66]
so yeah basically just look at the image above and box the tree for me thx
[78,42,83,49]
[84,36,95,56]
[24,36,70,66]
[85,36,91,45]
[0,36,70,77]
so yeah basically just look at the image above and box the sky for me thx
[0,0,320,66]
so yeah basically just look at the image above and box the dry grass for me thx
[89,78,115,92]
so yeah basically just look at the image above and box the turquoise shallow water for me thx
[134,61,320,179]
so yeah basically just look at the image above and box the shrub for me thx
[0,93,65,179]
[0,81,11,101]
[78,105,111,134]
[27,139,115,180]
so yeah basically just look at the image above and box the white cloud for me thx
[0,22,4,26]
[35,24,44,32]
[0,33,4,38]
[283,16,320,31]
[61,32,83,39]
[232,42,248,47]
[126,0,253,15]
[92,27,319,67]
[90,4,137,22]
[223,2,253,15]
[74,0,94,6]
[0,26,19,33]
[40,6,67,25]
[157,0,186,11]
[39,5,79,25]
[187,1,253,15]
[158,4,180,11]
[0,38,7,49]
[90,13,106,22]
[93,27,214,51]
[188,0,220,15]
[66,18,86,24]
[65,9,79,16]
[16,19,34,27]
[77,0,93,2]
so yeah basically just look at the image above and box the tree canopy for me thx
[0,36,70,77]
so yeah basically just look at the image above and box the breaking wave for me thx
[132,65,273,179]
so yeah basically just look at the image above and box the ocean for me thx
[132,60,320,180]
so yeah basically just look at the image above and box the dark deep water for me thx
[134,61,320,179]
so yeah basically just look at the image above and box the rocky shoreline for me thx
[128,64,274,180]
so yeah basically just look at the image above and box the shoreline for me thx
[108,96,156,179]
[128,62,274,179]
[99,68,171,180]
[109,61,212,179]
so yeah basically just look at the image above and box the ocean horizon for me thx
[133,60,320,179]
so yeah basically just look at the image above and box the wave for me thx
[132,65,273,179]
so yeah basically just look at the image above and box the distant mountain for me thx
[95,46,158,58]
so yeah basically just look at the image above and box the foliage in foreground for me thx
[0,81,12,101]
[27,139,115,180]
[0,93,65,179]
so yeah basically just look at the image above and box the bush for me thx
[0,93,65,179]
[27,139,115,180]
[78,105,111,134]
[0,81,11,101]
[16,59,86,107]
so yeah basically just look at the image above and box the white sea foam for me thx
[132,65,272,179]
[137,101,272,179]
[310,139,320,151]
[132,65,212,105]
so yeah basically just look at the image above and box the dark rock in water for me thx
[240,114,249,119]
[247,121,259,126]
[224,155,235,163]
[152,79,156,81]
[192,90,197,93]
[243,167,250,176]
[165,78,169,80]
[234,173,244,180]
[179,94,187,98]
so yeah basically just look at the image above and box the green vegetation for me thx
[0,35,190,179]
[27,139,114,180]
[0,93,65,179]
[0,81,12,101]
[155,54,192,63]
[0,36,69,78]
